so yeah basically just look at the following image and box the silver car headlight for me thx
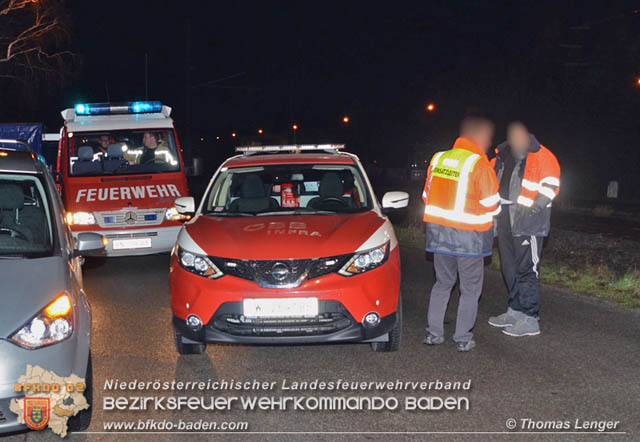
[10,294,74,349]
[177,247,223,279]
[339,242,390,276]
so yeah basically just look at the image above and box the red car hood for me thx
[64,173,188,212]
[185,211,386,260]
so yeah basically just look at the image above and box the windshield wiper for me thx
[205,212,255,217]
[256,210,338,216]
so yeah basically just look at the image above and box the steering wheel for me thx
[314,196,349,208]
[0,227,29,241]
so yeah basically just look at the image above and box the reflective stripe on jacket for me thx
[491,135,561,237]
[422,137,500,257]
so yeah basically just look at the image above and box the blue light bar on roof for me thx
[74,101,163,116]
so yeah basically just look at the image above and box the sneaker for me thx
[455,340,476,352]
[502,315,540,337]
[423,334,445,345]
[488,307,522,328]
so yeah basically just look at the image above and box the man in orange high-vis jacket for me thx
[422,116,501,352]
[488,121,560,337]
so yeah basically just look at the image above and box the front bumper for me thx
[72,225,181,257]
[170,246,402,344]
[173,303,397,345]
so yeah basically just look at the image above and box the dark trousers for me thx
[497,210,544,318]
[427,253,484,342]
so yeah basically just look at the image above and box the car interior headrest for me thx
[0,183,24,209]
[78,146,94,161]
[107,143,124,159]
[319,172,343,197]
[241,175,267,199]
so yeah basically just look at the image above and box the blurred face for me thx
[507,123,530,157]
[98,136,110,149]
[473,124,495,153]
[143,132,158,149]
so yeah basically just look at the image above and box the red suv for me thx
[169,145,409,353]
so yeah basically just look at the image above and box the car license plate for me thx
[243,297,318,318]
[112,237,152,250]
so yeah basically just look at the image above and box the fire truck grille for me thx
[211,254,351,288]
[95,208,166,227]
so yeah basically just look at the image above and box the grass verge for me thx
[395,225,640,309]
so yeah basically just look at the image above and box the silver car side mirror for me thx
[175,196,196,215]
[75,232,106,256]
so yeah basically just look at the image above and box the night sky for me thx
[4,1,640,198]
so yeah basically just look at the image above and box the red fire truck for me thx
[56,101,194,256]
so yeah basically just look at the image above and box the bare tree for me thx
[0,0,75,89]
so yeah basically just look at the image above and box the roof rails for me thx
[236,144,345,155]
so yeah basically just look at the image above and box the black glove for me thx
[531,194,552,215]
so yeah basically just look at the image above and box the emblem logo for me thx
[271,262,290,281]
[124,211,137,224]
[24,397,49,430]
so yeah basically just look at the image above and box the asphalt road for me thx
[4,247,639,442]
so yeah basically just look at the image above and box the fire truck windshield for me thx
[68,129,181,176]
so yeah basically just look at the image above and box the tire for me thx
[174,325,206,355]
[371,293,403,352]
[68,353,92,432]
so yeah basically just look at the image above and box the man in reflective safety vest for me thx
[422,116,501,352]
[488,121,560,337]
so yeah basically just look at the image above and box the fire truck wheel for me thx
[371,293,403,352]
[174,326,206,355]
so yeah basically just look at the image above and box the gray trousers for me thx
[427,253,484,342]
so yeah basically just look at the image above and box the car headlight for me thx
[339,242,390,276]
[165,207,190,222]
[10,294,74,349]
[65,211,96,225]
[177,247,223,279]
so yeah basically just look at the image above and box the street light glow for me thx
[292,124,298,131]
[426,103,435,112]
[342,116,350,123]
[231,132,237,138]
[258,129,263,134]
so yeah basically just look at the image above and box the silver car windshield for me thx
[0,174,53,257]
[68,129,181,176]
[204,164,371,216]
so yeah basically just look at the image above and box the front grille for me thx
[95,208,165,228]
[211,254,351,288]
[105,231,158,239]
[0,408,5,423]
[210,301,354,337]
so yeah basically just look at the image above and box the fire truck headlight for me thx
[338,242,390,276]
[177,247,223,279]
[165,207,190,222]
[10,294,74,349]
[66,212,96,225]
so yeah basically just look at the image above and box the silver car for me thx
[0,144,104,434]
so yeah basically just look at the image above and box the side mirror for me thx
[74,232,106,256]
[175,196,196,215]
[381,191,409,211]
[187,157,203,177]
